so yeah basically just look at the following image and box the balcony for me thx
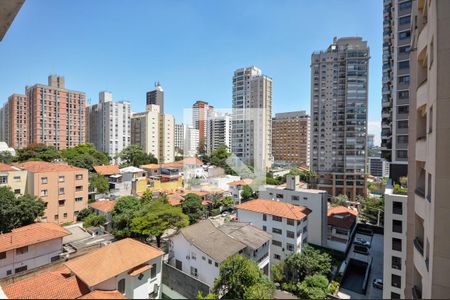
[416,79,428,110]
[412,286,423,299]
[413,238,428,277]
[416,136,427,162]
[417,22,428,56]
[415,190,426,219]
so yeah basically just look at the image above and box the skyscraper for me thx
[86,91,131,163]
[206,111,232,155]
[231,66,273,171]
[310,37,369,200]
[272,111,310,166]
[381,0,412,181]
[192,100,213,151]
[146,82,164,114]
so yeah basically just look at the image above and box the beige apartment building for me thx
[18,161,88,224]
[404,0,450,298]
[0,163,27,195]
[272,111,310,166]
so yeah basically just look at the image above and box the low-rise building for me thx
[168,220,271,289]
[326,206,358,252]
[258,175,328,247]
[17,161,89,224]
[368,157,390,178]
[89,200,117,231]
[110,166,147,196]
[236,199,310,263]
[0,223,70,279]
[228,178,252,204]
[0,163,27,195]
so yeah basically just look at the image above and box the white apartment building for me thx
[232,66,273,171]
[0,223,70,278]
[383,184,407,299]
[169,220,271,287]
[174,123,199,157]
[86,91,131,163]
[131,104,175,163]
[368,156,390,178]
[206,111,232,155]
[258,175,328,247]
[236,199,310,263]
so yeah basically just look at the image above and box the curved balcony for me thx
[416,136,427,162]
[415,189,426,219]
[417,22,428,56]
[416,79,428,110]
[413,238,427,276]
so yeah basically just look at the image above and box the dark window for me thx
[272,216,282,222]
[392,274,401,288]
[262,214,267,221]
[272,228,282,234]
[118,278,126,294]
[276,194,284,199]
[15,266,27,273]
[397,105,409,114]
[0,252,6,259]
[16,246,28,255]
[392,238,402,251]
[399,31,411,40]
[286,230,295,238]
[398,61,410,69]
[399,45,411,54]
[51,255,60,262]
[392,256,402,270]
[291,195,299,201]
[262,225,267,231]
[397,150,408,159]
[274,254,281,260]
[175,259,182,270]
[14,189,20,194]
[399,16,410,25]
[399,1,412,10]
[398,90,409,99]
[272,240,282,247]
[393,220,402,233]
[286,243,294,251]
[287,219,295,226]
[391,292,401,299]
[397,135,408,144]
[151,263,157,278]
[398,120,408,128]
[398,75,410,84]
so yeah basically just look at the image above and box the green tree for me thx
[141,189,154,203]
[111,196,142,238]
[213,255,275,299]
[76,207,94,222]
[83,214,106,227]
[181,193,206,224]
[360,195,384,225]
[131,200,189,247]
[61,144,110,172]
[197,292,217,299]
[15,143,61,162]
[0,186,46,233]
[0,151,14,164]
[89,173,109,194]
[297,274,329,299]
[241,185,254,202]
[215,196,234,211]
[118,144,158,168]
[331,194,350,207]
[205,145,236,175]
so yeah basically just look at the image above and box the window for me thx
[399,31,411,40]
[399,45,411,54]
[393,201,403,215]
[398,61,409,69]
[287,219,295,226]
[397,135,408,144]
[398,90,409,99]
[262,225,267,231]
[272,228,282,235]
[276,194,284,199]
[175,259,182,270]
[399,16,410,25]
[291,195,299,201]
[272,240,282,247]
[75,197,83,202]
[59,176,65,182]
[16,246,28,255]
[13,176,21,182]
[63,213,67,218]
[151,263,157,278]
[428,105,433,133]
[391,292,401,299]
[287,230,295,239]
[0,252,6,259]
[398,120,408,128]
[286,243,295,251]
[274,254,281,260]
[41,177,48,184]
[75,186,83,192]
[392,256,402,270]
[272,216,282,222]
[54,214,59,221]
[59,187,65,195]
[398,75,410,84]
[215,262,219,267]
[393,220,402,233]
[392,238,402,251]
[191,252,196,260]
[397,150,408,159]
[399,1,412,10]
[202,256,206,260]
[118,278,126,294]
[14,189,21,195]
[208,259,212,264]
[392,274,401,288]
[262,214,267,221]
[303,225,308,233]
[75,174,83,180]
[58,200,65,207]
[15,266,27,273]
[427,173,432,201]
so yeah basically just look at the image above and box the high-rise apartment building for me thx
[381,0,412,181]
[26,75,86,150]
[231,66,273,171]
[0,94,28,148]
[192,100,213,150]
[86,91,131,162]
[174,123,199,157]
[206,111,232,155]
[367,134,375,149]
[272,111,310,166]
[146,82,164,114]
[131,104,175,163]
[404,1,450,298]
[310,37,369,200]
[174,123,184,152]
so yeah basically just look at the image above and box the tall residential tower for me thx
[146,82,164,114]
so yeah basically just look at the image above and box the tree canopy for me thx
[111,196,142,238]
[0,151,14,164]
[297,274,329,299]
[15,143,61,162]
[0,186,46,233]
[61,144,110,172]
[241,185,254,202]
[89,173,110,194]
[83,214,106,228]
[118,144,158,168]
[181,193,206,224]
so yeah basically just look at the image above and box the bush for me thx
[83,214,106,227]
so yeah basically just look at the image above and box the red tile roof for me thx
[17,161,86,173]
[167,193,184,206]
[0,223,71,253]
[89,200,116,213]
[161,157,203,169]
[93,165,120,175]
[2,267,89,299]
[236,199,311,221]
[327,206,358,230]
[228,179,252,186]
[0,163,16,172]
[79,290,126,299]
[140,163,161,169]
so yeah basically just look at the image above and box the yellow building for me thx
[0,163,27,195]
[147,175,183,193]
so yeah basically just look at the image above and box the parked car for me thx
[354,237,371,248]
[373,278,383,289]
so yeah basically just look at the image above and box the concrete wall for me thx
[161,262,210,299]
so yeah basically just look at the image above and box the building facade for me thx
[86,91,131,163]
[381,0,411,181]
[0,163,27,195]
[232,66,273,171]
[272,111,310,165]
[206,111,232,155]
[368,156,390,178]
[367,134,375,149]
[192,100,213,150]
[146,82,164,114]
[174,123,199,157]
[405,1,450,298]
[0,94,28,149]
[310,37,369,200]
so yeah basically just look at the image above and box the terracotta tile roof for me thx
[17,161,86,173]
[236,199,311,221]
[182,190,209,197]
[327,206,358,230]
[228,178,252,186]
[2,267,89,299]
[128,264,151,276]
[0,223,71,253]
[65,238,164,287]
[79,290,126,299]
[161,157,203,169]
[89,200,116,213]
[140,163,161,169]
[167,193,184,206]
[0,163,16,172]
[93,165,120,175]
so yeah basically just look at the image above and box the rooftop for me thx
[218,222,271,250]
[236,199,311,221]
[227,178,252,186]
[89,200,117,213]
[16,161,87,173]
[79,290,126,299]
[119,166,145,174]
[0,163,18,172]
[140,163,161,169]
[93,165,120,175]
[0,223,71,253]
[327,206,358,230]
[64,238,164,287]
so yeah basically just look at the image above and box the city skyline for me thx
[0,0,383,144]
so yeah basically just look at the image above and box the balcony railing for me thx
[412,286,423,299]
[415,187,425,198]
[414,237,424,256]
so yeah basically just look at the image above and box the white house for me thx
[236,199,310,263]
[168,220,271,288]
[258,175,328,247]
[0,223,70,279]
[326,206,358,252]
[227,178,253,204]
[206,175,240,191]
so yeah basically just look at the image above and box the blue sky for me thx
[0,0,382,145]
